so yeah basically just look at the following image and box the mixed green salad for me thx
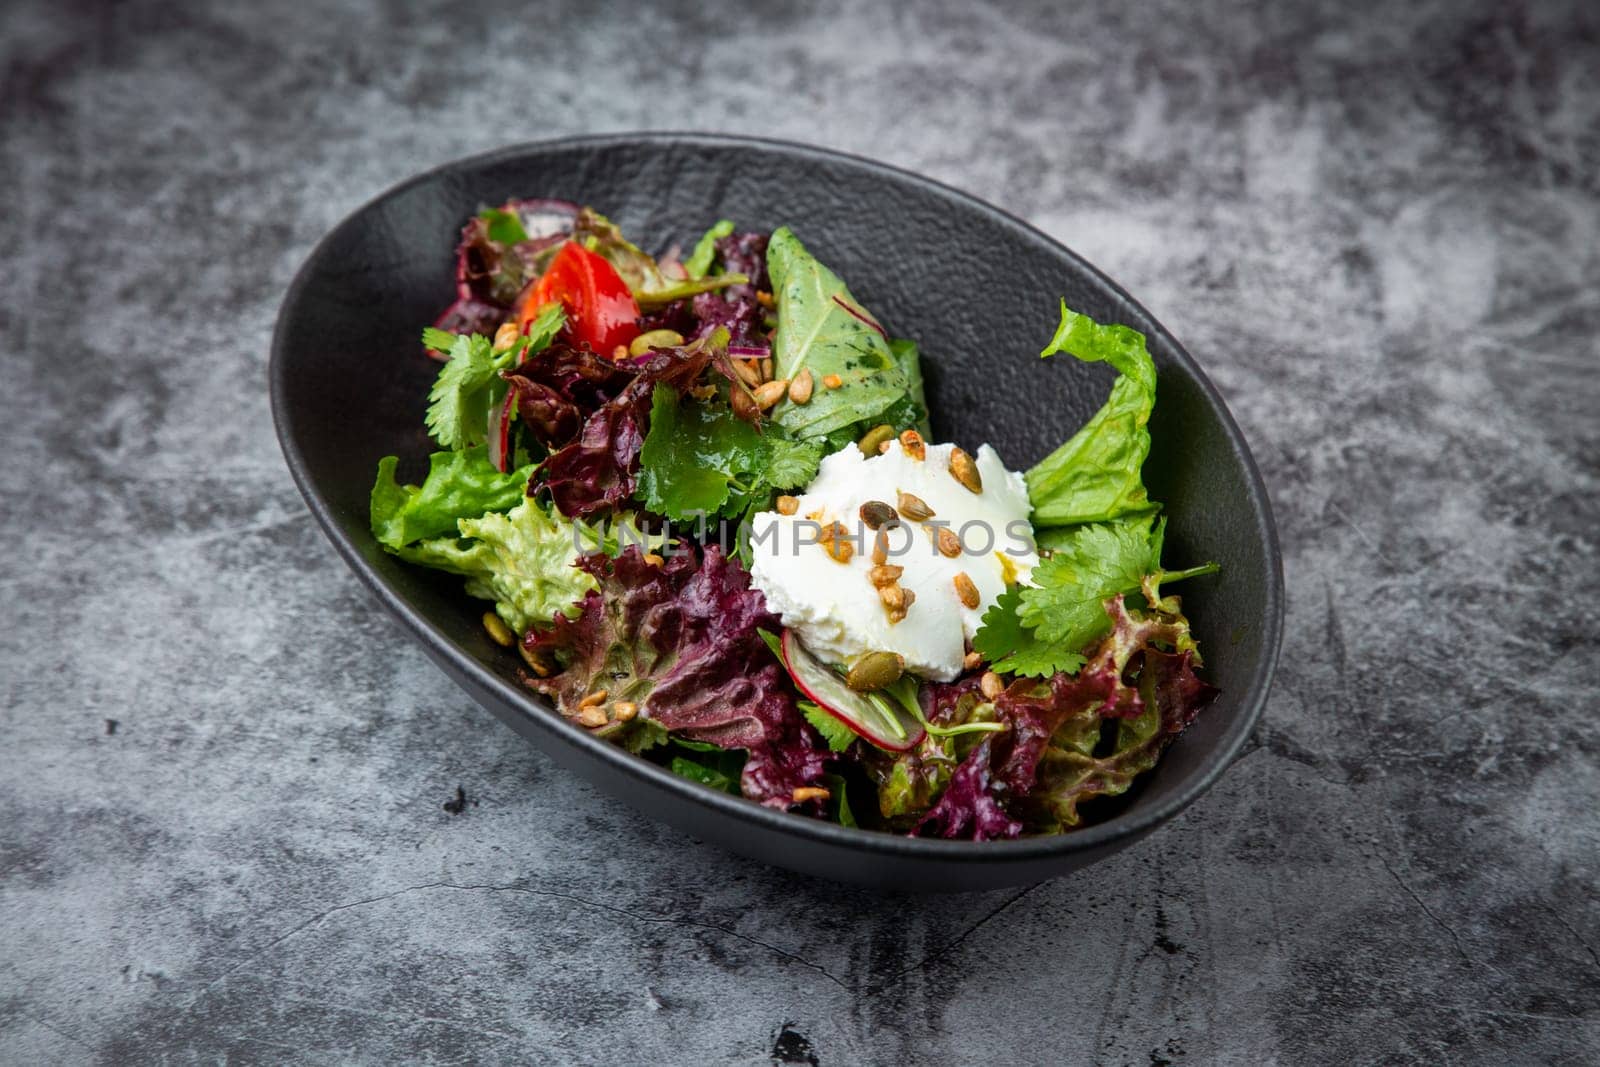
[371,199,1219,840]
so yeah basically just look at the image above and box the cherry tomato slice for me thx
[514,240,639,356]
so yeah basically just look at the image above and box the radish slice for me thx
[780,629,924,752]
[488,388,515,472]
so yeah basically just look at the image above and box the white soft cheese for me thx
[748,439,1038,681]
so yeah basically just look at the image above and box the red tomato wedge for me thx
[514,240,640,356]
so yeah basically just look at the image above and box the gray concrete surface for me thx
[3,0,1598,1063]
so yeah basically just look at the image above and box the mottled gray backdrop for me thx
[3,0,1597,1063]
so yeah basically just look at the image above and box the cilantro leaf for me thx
[422,309,564,450]
[972,588,1087,678]
[684,218,734,279]
[1018,520,1156,651]
[801,701,858,753]
[636,385,768,518]
[1024,301,1160,527]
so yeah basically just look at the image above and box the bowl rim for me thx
[270,130,1283,866]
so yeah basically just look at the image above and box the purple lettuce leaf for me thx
[909,739,1023,841]
[691,232,770,345]
[502,343,635,449]
[522,544,827,808]
[532,344,712,517]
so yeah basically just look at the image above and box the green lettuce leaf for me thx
[888,337,932,437]
[1024,301,1160,527]
[684,219,734,279]
[423,307,563,450]
[452,500,615,632]
[766,227,909,440]
[370,447,536,549]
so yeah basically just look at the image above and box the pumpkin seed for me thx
[896,491,934,521]
[871,528,890,565]
[482,612,515,647]
[859,500,899,529]
[846,650,906,692]
[868,563,904,587]
[629,328,684,357]
[858,424,895,457]
[949,447,983,493]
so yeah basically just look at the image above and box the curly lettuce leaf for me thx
[766,227,908,440]
[1024,301,1161,527]
[453,500,625,633]
[371,448,536,550]
[523,545,827,807]
[423,307,564,450]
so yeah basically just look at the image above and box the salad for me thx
[370,199,1220,840]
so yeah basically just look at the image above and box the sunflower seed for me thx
[788,369,813,405]
[953,572,980,609]
[896,491,934,521]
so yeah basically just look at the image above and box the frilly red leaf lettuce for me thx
[691,232,769,345]
[532,344,712,517]
[522,544,827,808]
[502,343,634,449]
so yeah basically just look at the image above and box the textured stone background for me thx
[3,0,1597,1063]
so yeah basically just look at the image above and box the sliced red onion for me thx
[728,343,771,359]
[831,294,888,340]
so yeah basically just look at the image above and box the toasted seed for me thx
[492,320,521,353]
[730,385,758,421]
[953,572,980,609]
[775,495,800,515]
[578,689,609,709]
[688,383,717,401]
[846,650,906,692]
[859,500,899,529]
[482,612,515,647]
[899,429,926,460]
[936,526,962,558]
[643,552,665,567]
[871,528,890,565]
[575,705,609,728]
[753,379,789,409]
[756,290,774,308]
[612,344,628,361]
[612,701,638,722]
[630,328,684,357]
[868,564,904,588]
[788,369,814,405]
[858,423,895,457]
[949,447,983,493]
[896,491,934,521]
[822,373,843,389]
[819,522,854,563]
[761,357,774,381]
[963,650,984,671]
[518,642,555,677]
[979,671,1004,700]
[791,785,830,803]
[733,358,762,386]
[877,584,906,612]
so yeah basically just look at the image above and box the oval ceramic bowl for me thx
[271,134,1282,892]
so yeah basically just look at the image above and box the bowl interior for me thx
[273,135,1280,883]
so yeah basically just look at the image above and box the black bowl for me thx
[271,133,1282,891]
